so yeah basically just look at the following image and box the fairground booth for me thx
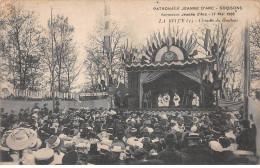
[126,29,217,111]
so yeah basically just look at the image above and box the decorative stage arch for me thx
[126,26,216,109]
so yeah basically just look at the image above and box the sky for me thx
[0,0,259,92]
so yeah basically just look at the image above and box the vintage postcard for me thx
[0,0,259,165]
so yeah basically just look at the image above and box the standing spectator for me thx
[158,133,190,164]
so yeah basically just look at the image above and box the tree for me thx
[85,18,127,90]
[0,3,44,90]
[195,23,242,101]
[41,14,79,92]
[250,21,260,81]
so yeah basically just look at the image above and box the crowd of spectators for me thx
[0,102,258,165]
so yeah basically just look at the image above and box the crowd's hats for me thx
[109,110,117,115]
[99,144,110,151]
[161,114,168,120]
[130,128,137,133]
[34,148,54,165]
[149,149,158,156]
[164,133,178,146]
[142,137,151,144]
[186,132,200,139]
[225,131,236,140]
[192,117,199,123]
[46,135,63,149]
[133,148,148,159]
[112,141,126,150]
[59,134,68,140]
[152,137,160,143]
[6,128,37,151]
[190,125,198,132]
[0,139,9,152]
[111,145,124,153]
[33,109,40,113]
[209,141,223,152]
[62,151,78,165]
[218,137,231,148]
[32,113,38,119]
[101,137,112,146]
[30,138,42,151]
[125,146,131,155]
[147,127,153,133]
[210,126,221,135]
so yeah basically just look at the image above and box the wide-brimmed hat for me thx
[46,135,63,149]
[0,138,9,152]
[99,144,110,151]
[30,138,42,151]
[130,128,137,133]
[111,145,124,153]
[34,148,54,165]
[186,132,200,139]
[59,134,68,140]
[6,128,37,151]
[209,141,223,152]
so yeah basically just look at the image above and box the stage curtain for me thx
[139,71,165,108]
[178,67,202,84]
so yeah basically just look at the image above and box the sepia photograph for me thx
[0,0,259,165]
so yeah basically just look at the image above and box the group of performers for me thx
[157,90,199,108]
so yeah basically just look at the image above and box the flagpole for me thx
[243,20,250,120]
[51,7,55,113]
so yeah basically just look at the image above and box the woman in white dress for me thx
[192,93,200,107]
[173,93,180,107]
[163,93,170,107]
[158,94,163,107]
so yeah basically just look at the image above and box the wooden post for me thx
[243,21,250,120]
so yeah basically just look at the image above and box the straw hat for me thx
[111,145,124,153]
[209,141,223,152]
[34,148,54,165]
[46,135,63,149]
[99,144,110,151]
[0,139,9,152]
[6,128,37,151]
[30,138,42,151]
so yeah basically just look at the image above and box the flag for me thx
[153,32,159,48]
[185,35,193,51]
[158,31,162,47]
[204,29,211,51]
[168,23,172,45]
[163,28,167,44]
[104,2,111,52]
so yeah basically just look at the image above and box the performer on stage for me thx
[192,93,200,107]
[173,92,180,107]
[163,92,170,107]
[158,94,163,107]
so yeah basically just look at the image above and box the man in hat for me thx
[62,151,78,165]
[41,103,49,116]
[46,135,65,165]
[132,148,148,164]
[182,132,213,164]
[34,148,55,165]
[158,133,190,164]
[107,145,126,165]
[237,119,256,153]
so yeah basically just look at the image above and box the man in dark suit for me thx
[158,133,191,164]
